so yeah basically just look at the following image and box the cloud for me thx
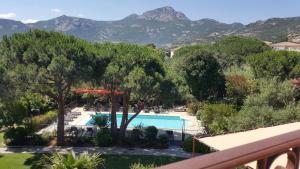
[51,8,61,13]
[21,19,39,24]
[0,13,16,19]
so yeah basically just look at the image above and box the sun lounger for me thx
[174,106,187,112]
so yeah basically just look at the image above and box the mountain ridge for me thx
[0,6,300,47]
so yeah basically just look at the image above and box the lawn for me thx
[0,132,4,147]
[0,153,184,169]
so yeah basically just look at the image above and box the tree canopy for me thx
[176,48,225,101]
[0,30,105,145]
[247,50,300,80]
[96,43,173,138]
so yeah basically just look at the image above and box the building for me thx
[271,42,300,52]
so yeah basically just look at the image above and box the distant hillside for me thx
[236,17,300,43]
[0,6,300,47]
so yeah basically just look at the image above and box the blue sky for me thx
[0,0,299,24]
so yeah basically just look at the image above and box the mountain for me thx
[236,17,300,43]
[0,6,300,47]
[0,19,29,37]
[138,6,189,22]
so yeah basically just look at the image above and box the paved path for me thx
[0,146,192,158]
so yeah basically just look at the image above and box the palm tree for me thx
[41,151,104,169]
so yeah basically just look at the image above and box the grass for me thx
[104,155,183,169]
[0,153,33,169]
[0,153,184,169]
[0,132,4,147]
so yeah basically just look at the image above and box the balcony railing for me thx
[157,130,300,169]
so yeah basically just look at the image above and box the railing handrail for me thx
[157,129,300,169]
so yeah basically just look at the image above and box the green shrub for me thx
[247,50,300,80]
[144,126,158,145]
[158,134,169,149]
[94,131,113,147]
[76,136,93,146]
[244,79,295,109]
[214,36,271,67]
[31,110,57,130]
[229,106,276,132]
[130,163,155,169]
[226,78,299,133]
[20,93,54,115]
[130,128,144,143]
[183,136,211,153]
[273,105,300,124]
[4,127,29,145]
[32,133,51,146]
[92,115,110,128]
[41,151,104,169]
[178,48,225,101]
[225,75,251,107]
[198,104,237,134]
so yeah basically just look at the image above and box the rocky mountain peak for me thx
[139,6,189,22]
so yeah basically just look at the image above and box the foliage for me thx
[41,151,104,169]
[94,131,113,147]
[163,63,193,103]
[198,104,237,134]
[74,136,94,146]
[225,75,252,107]
[98,43,169,139]
[31,110,57,130]
[247,50,300,80]
[4,127,29,145]
[229,106,276,131]
[224,65,255,80]
[130,127,144,143]
[173,37,270,69]
[273,104,300,124]
[144,126,158,146]
[187,101,203,115]
[130,163,155,169]
[101,43,165,102]
[172,45,212,59]
[244,79,295,109]
[157,134,170,149]
[33,132,52,146]
[227,79,299,132]
[20,93,54,115]
[213,36,271,67]
[183,136,211,153]
[0,100,27,128]
[177,48,225,101]
[0,30,107,145]
[92,115,110,128]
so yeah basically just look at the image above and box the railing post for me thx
[257,158,267,169]
[292,148,300,169]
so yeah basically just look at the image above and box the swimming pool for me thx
[86,113,186,130]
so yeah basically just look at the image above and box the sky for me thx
[0,0,299,24]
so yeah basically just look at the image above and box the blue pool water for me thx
[86,113,185,129]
